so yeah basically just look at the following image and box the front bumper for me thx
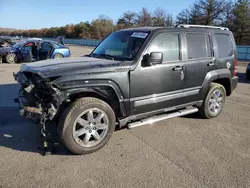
[14,95,42,122]
[231,76,238,91]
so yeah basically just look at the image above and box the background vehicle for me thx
[14,25,238,155]
[0,38,70,63]
[246,62,250,80]
[0,37,14,47]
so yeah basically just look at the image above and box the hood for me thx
[20,56,132,79]
[0,46,16,54]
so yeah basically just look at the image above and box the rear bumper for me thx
[231,76,238,91]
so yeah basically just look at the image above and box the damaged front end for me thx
[13,70,63,123]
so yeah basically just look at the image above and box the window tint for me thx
[186,33,212,59]
[148,33,180,62]
[41,42,52,50]
[24,42,33,47]
[215,33,233,58]
[22,42,34,50]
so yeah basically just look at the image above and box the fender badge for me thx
[227,62,231,69]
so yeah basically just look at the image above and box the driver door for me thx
[18,42,33,62]
[129,32,186,115]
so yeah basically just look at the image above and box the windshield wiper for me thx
[92,53,115,60]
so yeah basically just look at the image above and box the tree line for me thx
[1,0,249,44]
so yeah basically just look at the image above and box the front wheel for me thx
[58,97,116,155]
[198,83,226,119]
[5,53,18,64]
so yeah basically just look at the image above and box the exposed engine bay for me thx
[13,70,67,155]
[13,71,63,122]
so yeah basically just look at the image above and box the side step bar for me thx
[127,107,198,129]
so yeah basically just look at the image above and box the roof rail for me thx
[176,24,229,31]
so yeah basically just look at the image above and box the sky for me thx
[0,0,196,30]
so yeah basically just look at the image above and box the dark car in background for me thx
[0,37,14,47]
[246,62,250,80]
[0,36,23,47]
[0,38,71,64]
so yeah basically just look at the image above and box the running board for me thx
[127,107,198,129]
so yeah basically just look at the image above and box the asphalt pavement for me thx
[0,46,250,188]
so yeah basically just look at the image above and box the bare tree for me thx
[116,11,137,29]
[176,9,190,24]
[176,0,233,25]
[152,7,173,26]
[122,11,137,26]
[91,15,114,39]
[136,7,152,26]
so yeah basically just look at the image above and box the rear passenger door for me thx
[182,32,215,104]
[39,42,53,60]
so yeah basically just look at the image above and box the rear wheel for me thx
[198,83,226,119]
[59,97,116,155]
[53,53,64,59]
[0,56,2,63]
[246,71,250,80]
[6,53,18,64]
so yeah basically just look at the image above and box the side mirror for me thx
[149,52,163,65]
[142,52,163,67]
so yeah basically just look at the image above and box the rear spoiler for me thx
[56,35,65,45]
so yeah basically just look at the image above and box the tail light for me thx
[233,59,238,76]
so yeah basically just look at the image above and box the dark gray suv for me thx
[14,24,238,155]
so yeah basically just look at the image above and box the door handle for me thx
[173,66,184,71]
[207,62,215,66]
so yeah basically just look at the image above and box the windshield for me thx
[12,41,25,48]
[90,30,149,61]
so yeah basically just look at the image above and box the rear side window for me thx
[215,33,233,58]
[186,33,212,59]
[41,42,52,50]
[148,33,180,62]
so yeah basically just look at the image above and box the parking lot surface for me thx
[0,45,250,188]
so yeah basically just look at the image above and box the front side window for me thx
[90,30,149,61]
[186,33,212,59]
[22,42,34,50]
[147,33,180,62]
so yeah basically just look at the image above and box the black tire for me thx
[53,53,64,59]
[5,53,18,64]
[0,56,2,64]
[246,71,250,80]
[198,83,226,119]
[58,97,116,155]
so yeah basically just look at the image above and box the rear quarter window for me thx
[214,33,234,58]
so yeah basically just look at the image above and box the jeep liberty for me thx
[14,24,239,155]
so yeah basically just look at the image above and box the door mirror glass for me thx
[142,52,163,67]
[149,52,163,64]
